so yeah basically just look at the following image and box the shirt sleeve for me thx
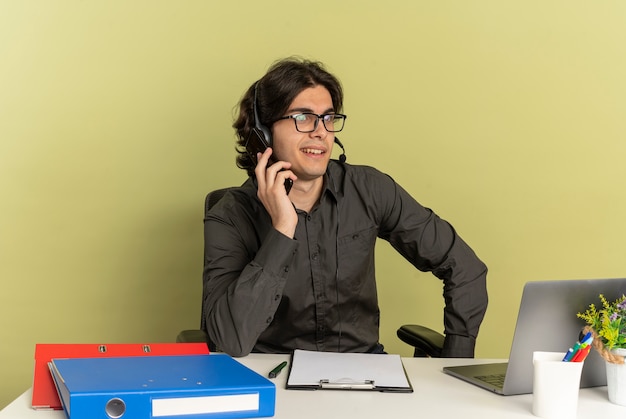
[378,176,488,358]
[434,228,488,358]
[202,193,298,357]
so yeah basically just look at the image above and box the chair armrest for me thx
[176,329,209,344]
[397,324,445,357]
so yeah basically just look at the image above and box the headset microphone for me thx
[334,137,347,163]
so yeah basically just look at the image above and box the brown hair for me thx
[233,57,344,176]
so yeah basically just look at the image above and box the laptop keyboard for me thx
[475,373,505,388]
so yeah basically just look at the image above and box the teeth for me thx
[302,148,324,155]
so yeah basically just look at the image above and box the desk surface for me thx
[2,354,625,418]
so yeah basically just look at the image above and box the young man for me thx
[203,57,488,357]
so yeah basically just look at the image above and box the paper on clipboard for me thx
[286,349,413,392]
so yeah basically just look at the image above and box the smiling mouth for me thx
[301,148,325,155]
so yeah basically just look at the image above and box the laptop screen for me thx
[503,278,626,394]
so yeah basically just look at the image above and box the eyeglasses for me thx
[275,113,347,133]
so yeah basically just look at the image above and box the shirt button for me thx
[307,215,312,221]
[283,266,289,273]
[274,294,280,301]
[266,317,272,324]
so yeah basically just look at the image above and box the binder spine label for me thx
[151,393,260,417]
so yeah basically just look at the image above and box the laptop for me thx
[443,278,626,395]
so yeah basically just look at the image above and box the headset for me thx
[245,83,293,193]
[245,83,274,164]
[334,137,347,163]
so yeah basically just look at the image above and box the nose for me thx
[310,116,328,137]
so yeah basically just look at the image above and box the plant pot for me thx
[606,348,626,406]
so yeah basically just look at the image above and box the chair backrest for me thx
[204,188,235,219]
[200,187,236,346]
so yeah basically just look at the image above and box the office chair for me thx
[177,187,446,357]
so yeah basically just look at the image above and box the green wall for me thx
[2,0,625,408]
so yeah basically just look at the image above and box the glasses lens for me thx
[293,114,316,132]
[322,114,345,132]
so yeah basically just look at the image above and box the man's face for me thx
[271,85,335,182]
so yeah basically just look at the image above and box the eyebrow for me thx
[286,107,336,114]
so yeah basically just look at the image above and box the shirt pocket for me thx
[336,225,378,293]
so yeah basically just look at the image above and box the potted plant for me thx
[577,294,626,405]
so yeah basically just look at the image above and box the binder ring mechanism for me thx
[319,379,375,390]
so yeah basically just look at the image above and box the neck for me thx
[289,177,324,213]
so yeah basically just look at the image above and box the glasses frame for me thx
[274,112,347,133]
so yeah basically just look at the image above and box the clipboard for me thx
[286,349,413,393]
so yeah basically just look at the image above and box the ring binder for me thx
[49,354,276,419]
[319,379,375,390]
[32,343,210,410]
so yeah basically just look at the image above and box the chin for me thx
[296,165,328,181]
[295,158,329,176]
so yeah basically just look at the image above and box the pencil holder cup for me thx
[532,351,584,419]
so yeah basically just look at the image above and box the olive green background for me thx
[2,0,625,408]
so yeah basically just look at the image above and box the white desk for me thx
[2,354,625,418]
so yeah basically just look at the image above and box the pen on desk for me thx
[268,361,288,378]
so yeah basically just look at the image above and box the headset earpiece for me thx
[252,83,272,147]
